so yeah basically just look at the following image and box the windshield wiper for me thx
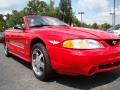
[58,25,69,26]
[30,25,52,28]
[30,24,69,28]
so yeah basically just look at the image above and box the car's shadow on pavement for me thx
[55,70,120,89]
[11,55,32,70]
[11,56,120,90]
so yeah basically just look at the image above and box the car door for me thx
[12,25,27,57]
[5,29,16,52]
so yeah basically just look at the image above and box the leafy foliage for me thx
[59,0,73,24]
[0,0,111,32]
[92,23,99,29]
[101,23,111,30]
[0,14,6,31]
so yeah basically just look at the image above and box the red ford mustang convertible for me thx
[3,16,120,81]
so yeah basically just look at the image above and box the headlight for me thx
[63,39,104,49]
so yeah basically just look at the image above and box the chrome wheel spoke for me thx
[36,65,41,72]
[32,48,45,76]
[40,62,45,69]
[38,54,43,60]
[32,59,36,65]
[4,45,7,54]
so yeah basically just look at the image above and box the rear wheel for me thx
[4,43,10,57]
[31,43,55,81]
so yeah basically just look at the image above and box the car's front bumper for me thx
[48,47,120,76]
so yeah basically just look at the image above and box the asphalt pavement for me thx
[0,43,120,90]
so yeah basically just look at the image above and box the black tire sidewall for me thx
[31,43,53,81]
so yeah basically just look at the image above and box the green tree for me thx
[72,16,81,27]
[59,0,73,24]
[26,0,41,15]
[25,0,48,15]
[101,23,111,30]
[46,0,56,16]
[92,23,99,29]
[0,14,6,31]
[7,10,24,27]
[50,0,54,8]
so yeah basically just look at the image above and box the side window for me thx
[28,17,43,27]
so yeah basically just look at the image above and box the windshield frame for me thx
[27,16,68,28]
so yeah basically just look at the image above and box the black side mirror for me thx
[14,24,25,30]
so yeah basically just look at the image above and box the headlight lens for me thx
[63,39,104,49]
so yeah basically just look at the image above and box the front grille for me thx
[105,39,120,46]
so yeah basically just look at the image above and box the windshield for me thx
[27,16,68,28]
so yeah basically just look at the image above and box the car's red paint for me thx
[4,16,120,76]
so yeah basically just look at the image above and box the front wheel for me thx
[31,43,55,81]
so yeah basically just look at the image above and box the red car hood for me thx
[32,26,119,40]
[73,27,119,39]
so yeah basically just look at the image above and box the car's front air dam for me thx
[48,47,120,76]
[87,60,120,76]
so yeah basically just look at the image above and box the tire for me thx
[31,43,55,81]
[4,43,11,57]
